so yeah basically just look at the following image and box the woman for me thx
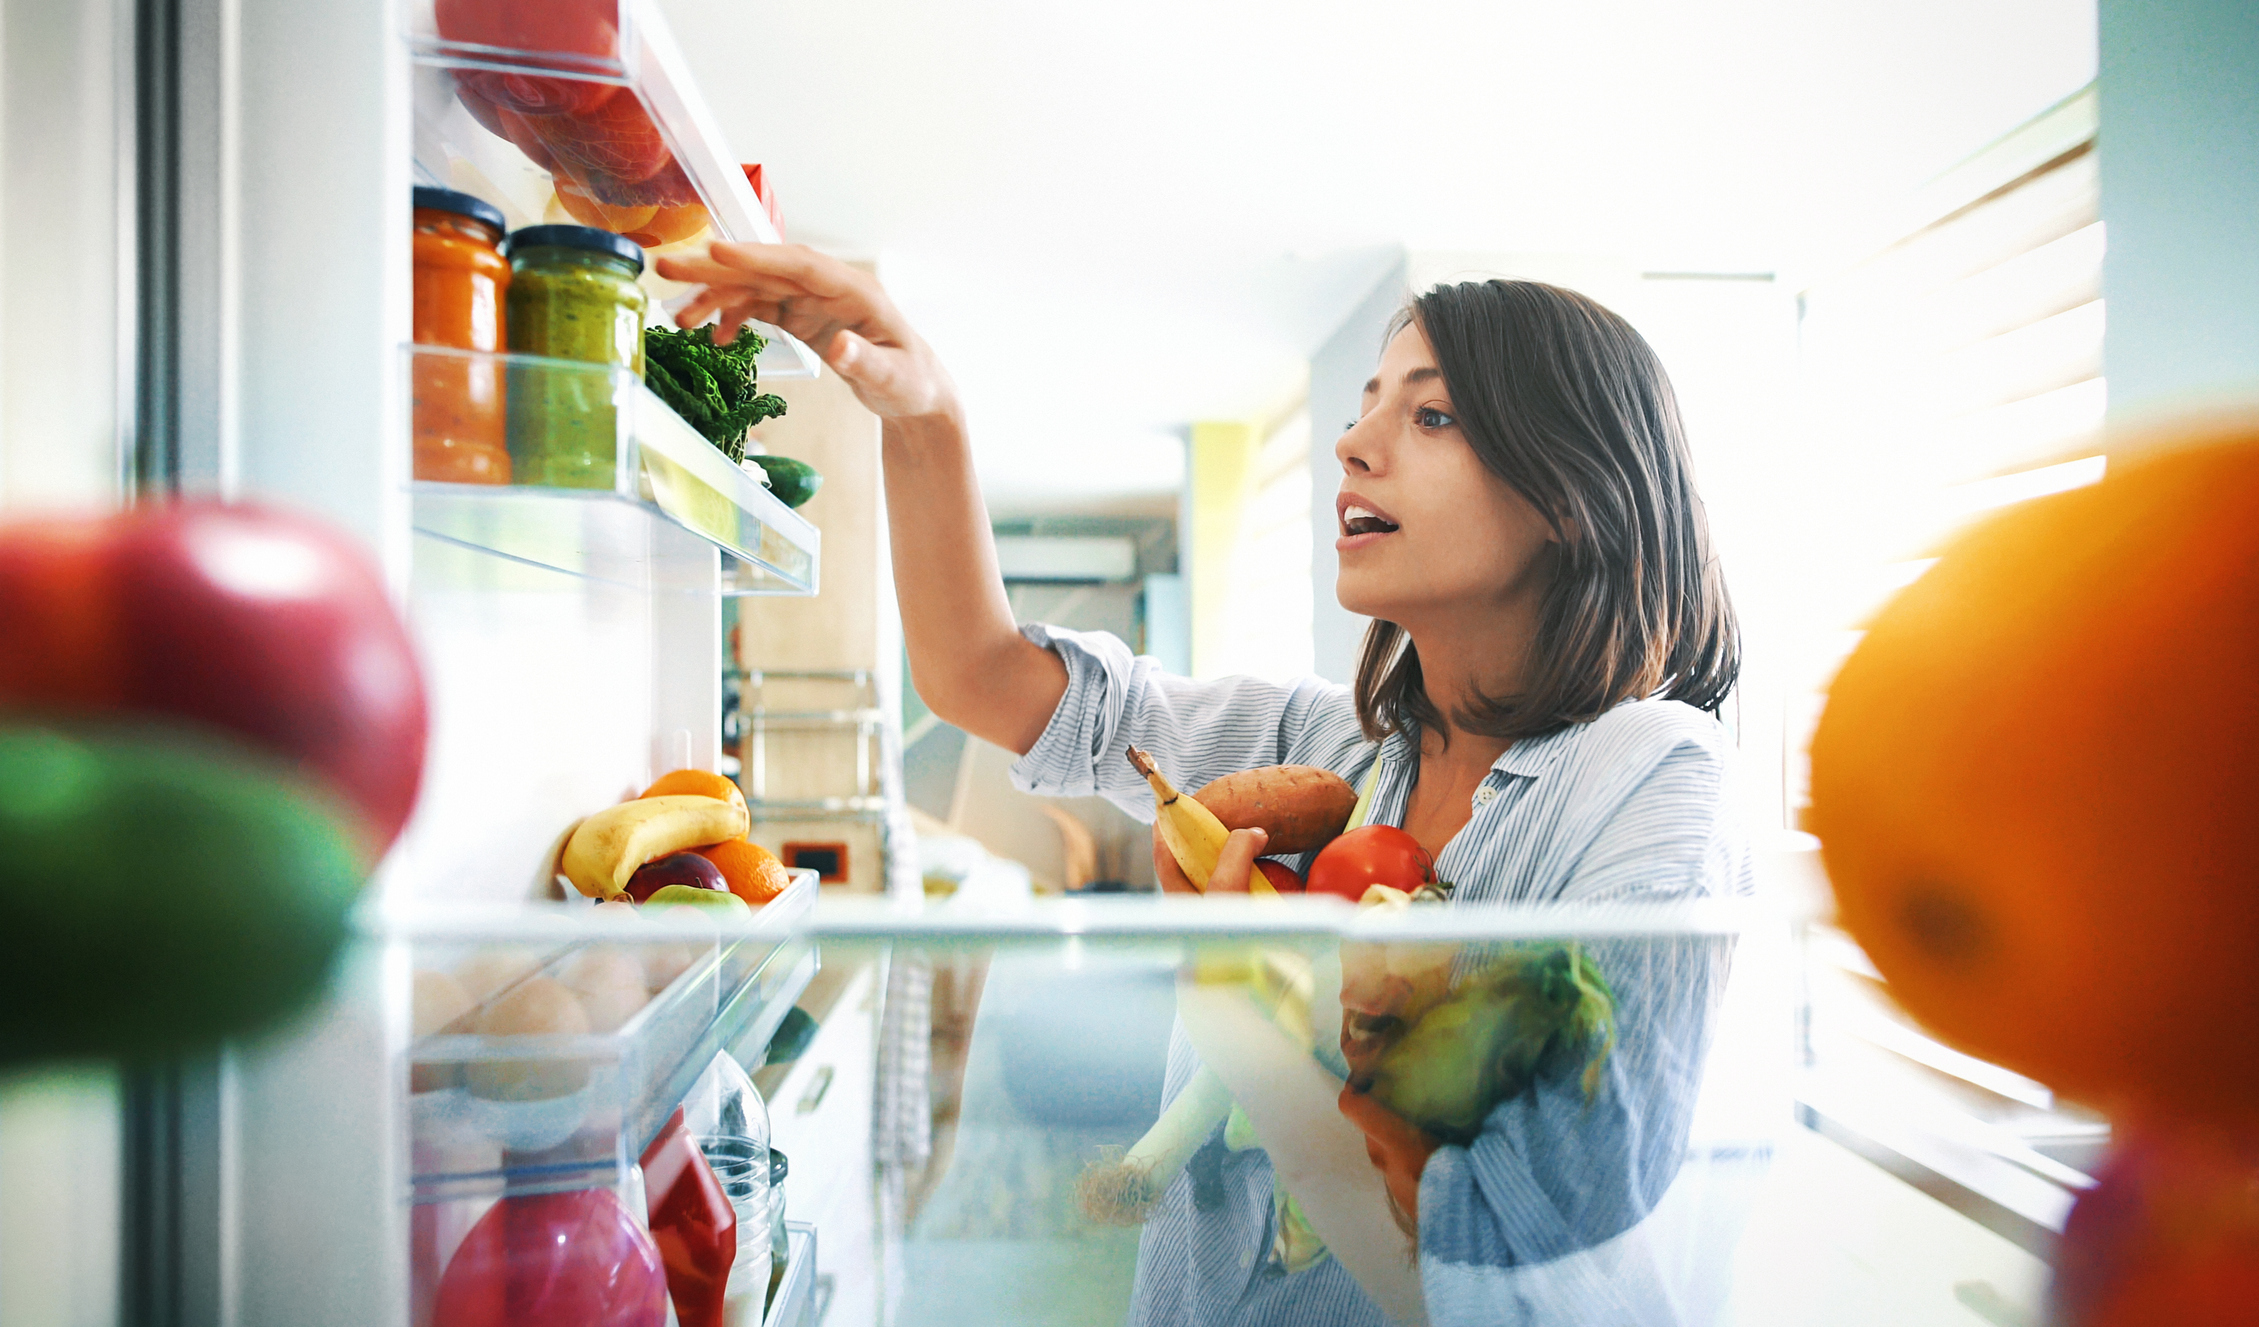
[659,245,1749,1325]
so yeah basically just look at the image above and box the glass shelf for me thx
[404,0,816,378]
[408,344,819,595]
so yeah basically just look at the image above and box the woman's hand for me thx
[652,242,958,422]
[1152,826,1269,894]
[1337,1085,1440,1231]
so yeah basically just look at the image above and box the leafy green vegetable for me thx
[1364,942,1616,1144]
[643,324,788,463]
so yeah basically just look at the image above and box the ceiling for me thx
[663,0,2097,510]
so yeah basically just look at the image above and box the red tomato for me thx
[1306,825,1432,902]
[434,0,618,60]
[437,0,621,117]
[2055,1125,2259,1327]
[524,94,672,185]
[1254,859,1303,894]
[0,503,429,856]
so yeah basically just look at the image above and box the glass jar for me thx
[410,186,511,484]
[767,1148,789,1306]
[501,225,647,489]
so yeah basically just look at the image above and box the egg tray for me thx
[408,871,817,1204]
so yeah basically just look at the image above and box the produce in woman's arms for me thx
[659,241,1746,1325]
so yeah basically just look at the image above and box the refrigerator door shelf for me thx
[408,345,820,596]
[406,870,820,1207]
[405,0,816,378]
[763,1222,818,1327]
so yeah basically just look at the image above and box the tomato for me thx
[523,94,672,185]
[2054,1126,2259,1326]
[1254,859,1303,894]
[438,0,621,119]
[0,503,429,856]
[434,0,618,61]
[1306,825,1432,903]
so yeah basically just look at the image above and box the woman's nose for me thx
[1336,417,1376,474]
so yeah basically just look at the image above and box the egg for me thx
[453,949,543,1005]
[465,976,591,1101]
[558,946,650,1034]
[409,969,477,1093]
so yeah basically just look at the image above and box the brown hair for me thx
[1354,279,1739,744]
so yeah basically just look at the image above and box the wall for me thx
[1307,255,1410,683]
[2096,0,2259,417]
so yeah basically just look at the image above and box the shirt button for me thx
[1474,785,1499,806]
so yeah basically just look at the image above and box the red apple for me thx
[0,502,428,855]
[624,852,726,903]
[1255,859,1304,893]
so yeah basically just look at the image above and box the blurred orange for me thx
[640,769,746,818]
[695,838,790,908]
[1809,425,2259,1129]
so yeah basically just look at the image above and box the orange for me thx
[640,769,746,819]
[1808,425,2259,1129]
[695,838,791,908]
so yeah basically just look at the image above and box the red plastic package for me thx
[640,1108,737,1327]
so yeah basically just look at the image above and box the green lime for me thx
[748,455,823,509]
[0,721,363,1064]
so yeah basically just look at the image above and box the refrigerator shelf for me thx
[766,1222,818,1327]
[409,345,819,595]
[404,0,815,377]
[407,870,819,1205]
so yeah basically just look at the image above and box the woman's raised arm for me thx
[655,243,1067,755]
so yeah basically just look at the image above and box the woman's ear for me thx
[1551,515,1581,546]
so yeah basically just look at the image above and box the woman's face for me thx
[1334,322,1558,627]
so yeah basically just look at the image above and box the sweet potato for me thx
[1193,765,1357,855]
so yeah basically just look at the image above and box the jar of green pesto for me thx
[501,225,648,488]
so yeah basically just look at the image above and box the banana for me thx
[560,794,749,899]
[1127,747,1277,895]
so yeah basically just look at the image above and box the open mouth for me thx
[1338,499,1401,538]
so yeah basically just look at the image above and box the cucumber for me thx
[747,454,823,509]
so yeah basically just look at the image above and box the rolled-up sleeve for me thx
[1007,623,1359,823]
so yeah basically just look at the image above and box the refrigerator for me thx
[0,3,2078,1325]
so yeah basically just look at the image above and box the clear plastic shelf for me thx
[403,0,815,377]
[406,870,819,1206]
[408,344,819,595]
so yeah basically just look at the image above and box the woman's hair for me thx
[1355,279,1740,744]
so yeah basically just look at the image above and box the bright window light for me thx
[1938,454,2106,519]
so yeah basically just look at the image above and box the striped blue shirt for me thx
[1008,623,1752,1326]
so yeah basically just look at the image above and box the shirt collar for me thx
[1495,723,1578,780]
[1378,720,1574,782]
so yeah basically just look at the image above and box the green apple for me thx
[645,884,751,916]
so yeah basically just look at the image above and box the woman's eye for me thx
[1415,407,1457,429]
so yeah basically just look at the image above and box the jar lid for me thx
[411,186,505,236]
[503,224,646,274]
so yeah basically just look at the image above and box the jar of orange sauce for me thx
[411,186,511,483]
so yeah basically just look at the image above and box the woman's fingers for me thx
[1202,828,1269,894]
[1154,827,1270,894]
[705,241,862,299]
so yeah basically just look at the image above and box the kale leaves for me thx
[643,324,788,463]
